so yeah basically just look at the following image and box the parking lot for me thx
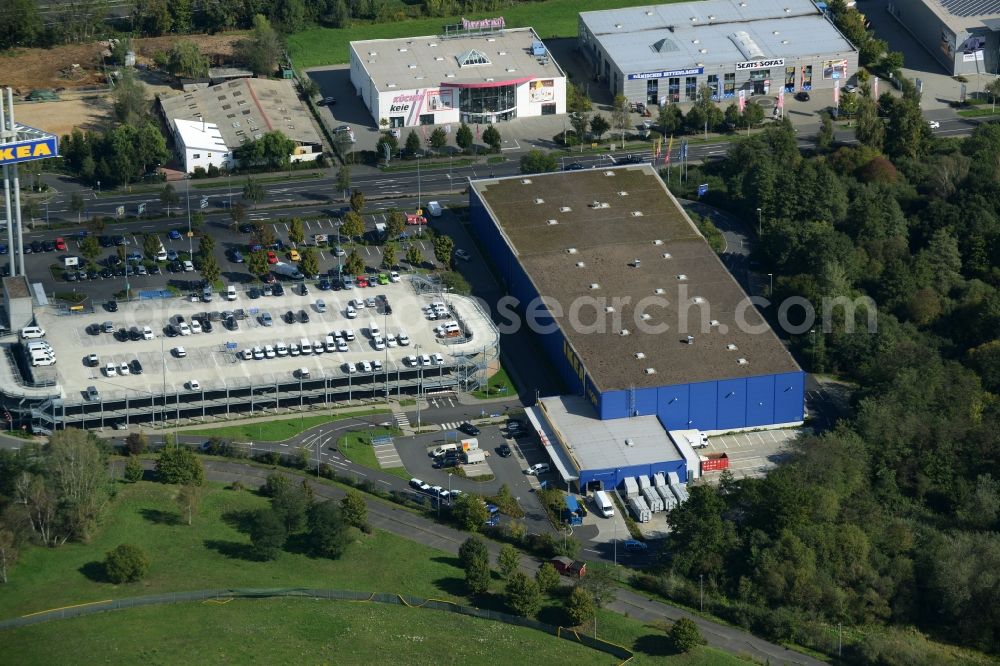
[31,278,496,402]
[700,428,800,479]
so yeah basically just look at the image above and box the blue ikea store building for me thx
[469,167,804,488]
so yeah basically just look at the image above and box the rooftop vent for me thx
[368,51,377,56]
[398,47,408,52]
[645,10,653,15]
[521,178,532,184]
[690,16,699,21]
[603,171,616,176]
[534,197,545,204]
[619,329,630,337]
[408,64,417,69]
[615,23,623,28]
[692,296,705,304]
[785,7,791,12]
[686,336,695,345]
[663,252,672,259]
[618,191,629,196]
[633,258,641,268]
[589,283,600,290]
[559,206,572,212]
[677,274,688,280]
[576,261,585,267]
[709,15,716,19]
[546,219,558,225]
[625,438,635,446]
[429,43,437,47]
[644,368,657,375]
[631,211,644,217]
[699,49,707,54]
[727,343,738,351]
[446,73,455,78]
[654,288,665,294]
[634,352,646,359]
[567,248,578,254]
[692,39,700,44]
[434,56,444,61]
[606,306,615,313]
[640,313,652,321]
[782,40,789,44]
[710,319,720,327]
[737,357,749,365]
[506,68,517,73]
[498,51,507,55]
[653,239,663,245]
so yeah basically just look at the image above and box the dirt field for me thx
[0,33,245,93]
[14,96,111,137]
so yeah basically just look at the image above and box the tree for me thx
[175,483,202,525]
[387,210,406,240]
[381,244,396,269]
[452,493,489,531]
[658,104,684,135]
[460,536,491,594]
[565,585,596,626]
[341,211,365,241]
[336,165,351,198]
[242,178,265,208]
[288,218,305,246]
[345,250,365,275]
[104,544,150,583]
[166,39,209,79]
[123,455,143,483]
[250,221,276,249]
[112,69,149,125]
[855,94,884,150]
[247,250,269,279]
[986,77,1000,112]
[535,562,560,593]
[249,508,286,560]
[482,124,502,153]
[375,133,397,164]
[307,500,349,558]
[742,101,764,128]
[580,565,618,609]
[817,112,835,152]
[142,233,161,260]
[125,431,148,454]
[199,255,220,287]
[519,150,558,174]
[229,202,247,230]
[567,82,593,113]
[0,0,42,49]
[155,446,204,486]
[611,95,631,148]
[69,192,86,222]
[299,247,319,278]
[47,430,109,542]
[349,189,366,214]
[270,0,306,32]
[198,233,215,259]
[569,112,590,151]
[590,114,610,141]
[497,543,521,579]
[80,235,100,262]
[433,235,454,267]
[341,489,369,530]
[0,518,21,584]
[668,617,705,653]
[429,127,447,153]
[456,123,473,152]
[505,571,542,617]
[240,14,282,77]
[405,244,423,268]
[271,480,311,533]
[405,130,422,157]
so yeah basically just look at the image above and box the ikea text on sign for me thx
[735,58,785,71]
[0,137,58,165]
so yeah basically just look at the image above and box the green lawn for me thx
[338,427,411,481]
[1,599,609,665]
[472,362,516,400]
[958,106,1000,117]
[289,0,675,69]
[184,408,390,442]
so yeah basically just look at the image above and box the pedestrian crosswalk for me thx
[428,397,456,408]
[437,421,463,431]
[391,405,412,433]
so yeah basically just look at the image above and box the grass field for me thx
[289,0,668,69]
[184,408,390,442]
[472,363,516,400]
[338,427,411,480]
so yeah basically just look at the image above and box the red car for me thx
[54,237,67,251]
[266,250,278,264]
[406,214,427,225]
[355,275,369,288]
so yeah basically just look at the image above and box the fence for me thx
[0,588,634,663]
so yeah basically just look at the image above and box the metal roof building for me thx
[578,0,858,104]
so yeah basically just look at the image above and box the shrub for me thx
[668,617,705,653]
[566,585,596,626]
[104,544,150,583]
[123,455,143,483]
[155,446,204,485]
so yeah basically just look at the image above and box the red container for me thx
[701,452,729,472]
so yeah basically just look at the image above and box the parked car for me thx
[526,463,550,476]
[454,249,471,261]
[459,422,480,436]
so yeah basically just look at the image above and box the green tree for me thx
[482,124,502,153]
[300,247,319,278]
[125,432,147,455]
[123,455,143,483]
[580,565,618,609]
[143,233,162,260]
[69,192,86,223]
[242,178,265,208]
[166,39,209,78]
[535,562,560,593]
[742,101,764,128]
[567,82,593,113]
[288,218,305,246]
[341,211,365,242]
[0,0,42,49]
[405,130,422,157]
[240,14,282,77]
[405,244,423,267]
[271,480,311,533]
[345,250,365,275]
[453,494,489,532]
[589,114,610,141]
[229,201,247,230]
[497,543,521,579]
[429,127,447,153]
[175,483,202,526]
[104,544,150,583]
[569,112,590,151]
[307,500,349,558]
[270,0,306,32]
[375,132,397,163]
[855,94,884,149]
[249,508,286,560]
[340,489,369,530]
[0,517,22,583]
[336,165,351,198]
[349,189,366,214]
[47,430,110,542]
[611,95,631,148]
[387,210,406,240]
[456,123,473,152]
[817,112,835,152]
[519,150,558,174]
[658,104,684,135]
[250,221,276,249]
[197,233,215,259]
[460,536,491,594]
[199,254,220,287]
[112,69,149,125]
[565,585,596,626]
[986,77,1000,112]
[381,244,396,269]
[155,446,204,486]
[247,250,269,279]
[505,571,542,617]
[433,235,454,267]
[668,617,705,653]
[79,235,100,263]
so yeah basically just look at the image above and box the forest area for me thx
[654,90,1000,661]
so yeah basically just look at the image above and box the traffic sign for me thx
[186,231,194,238]
[137,203,146,214]
[226,342,238,350]
[697,183,709,198]
[416,209,423,216]
[116,205,125,217]
[200,197,209,209]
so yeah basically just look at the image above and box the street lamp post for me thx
[416,154,422,211]
[96,180,101,195]
[756,207,762,236]
[185,176,193,257]
[768,272,773,296]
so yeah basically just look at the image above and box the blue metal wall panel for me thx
[657,385,690,430]
[716,379,746,429]
[600,390,629,419]
[773,371,805,423]
[688,382,718,430]
[634,387,658,416]
[746,375,775,426]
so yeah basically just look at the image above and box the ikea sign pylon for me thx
[0,135,58,166]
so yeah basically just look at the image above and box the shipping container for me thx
[642,486,664,513]
[652,472,666,487]
[628,495,651,523]
[638,475,651,491]
[463,449,486,464]
[620,476,639,499]
[656,485,677,510]
[701,452,730,473]
[670,483,689,504]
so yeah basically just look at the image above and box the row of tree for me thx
[375,123,502,163]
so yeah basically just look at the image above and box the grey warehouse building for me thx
[578,0,858,105]
[887,0,1000,75]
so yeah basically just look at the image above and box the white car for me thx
[315,299,326,313]
[336,338,348,352]
[182,260,194,272]
[397,331,410,345]
[409,477,424,489]
[276,342,289,357]
[345,306,357,319]
[173,346,187,358]
[119,361,130,376]
[386,336,398,348]
[389,271,401,283]
[264,344,276,359]
[20,326,45,339]
[142,325,154,340]
[105,362,117,377]
[241,348,253,360]
[432,353,444,365]
[227,285,237,301]
[372,359,383,371]
[526,463,551,476]
[289,344,301,357]
[928,120,941,129]
[419,354,431,367]
[178,322,191,336]
[359,360,372,373]
[342,328,355,341]
[426,201,443,217]
[404,355,418,366]
[343,362,357,374]
[188,379,200,390]
[190,320,202,334]
[372,337,385,351]
[252,346,265,360]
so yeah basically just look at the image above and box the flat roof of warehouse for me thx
[470,165,800,392]
[580,0,856,73]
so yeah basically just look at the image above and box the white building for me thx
[350,25,567,128]
[170,119,233,174]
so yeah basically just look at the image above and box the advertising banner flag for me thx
[665,135,674,164]
[777,90,784,111]
[833,80,840,107]
[738,89,746,112]
[873,77,879,98]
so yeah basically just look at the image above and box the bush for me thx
[123,455,143,483]
[191,166,207,179]
[535,562,561,594]
[668,617,705,653]
[104,543,150,583]
[249,508,286,561]
[566,585,596,626]
[505,571,542,618]
[156,446,204,485]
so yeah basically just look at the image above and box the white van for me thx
[299,338,312,354]
[226,285,237,301]
[431,443,458,458]
[593,490,615,518]
[426,201,443,217]
[324,335,336,352]
[63,256,80,267]
[30,350,55,366]
[368,320,380,338]
[20,326,45,339]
